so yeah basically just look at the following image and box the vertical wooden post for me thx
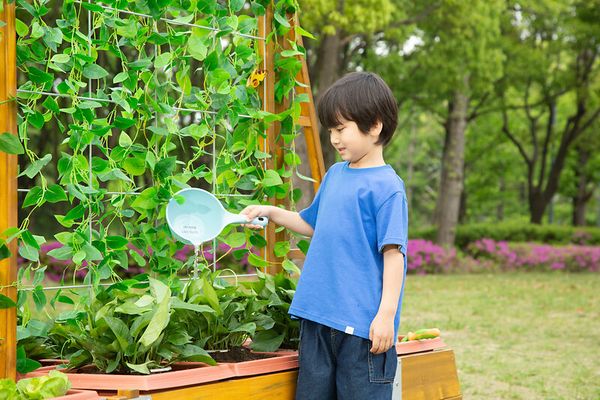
[258,5,286,274]
[291,14,325,193]
[0,0,18,381]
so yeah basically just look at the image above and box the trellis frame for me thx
[0,0,324,380]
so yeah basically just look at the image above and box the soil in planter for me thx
[209,346,276,363]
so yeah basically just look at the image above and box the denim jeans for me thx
[295,319,397,400]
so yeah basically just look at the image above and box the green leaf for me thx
[123,156,145,176]
[32,286,46,311]
[23,187,44,207]
[72,249,86,264]
[262,170,283,187]
[280,49,303,57]
[0,242,11,260]
[282,259,301,275]
[247,252,269,267]
[0,294,16,309]
[42,96,60,113]
[51,53,71,64]
[254,149,271,159]
[106,236,128,250]
[119,132,132,147]
[63,204,85,221]
[250,330,285,352]
[16,346,42,374]
[19,243,39,262]
[229,0,244,12]
[83,63,109,79]
[28,111,45,129]
[140,279,171,347]
[114,117,136,129]
[188,36,208,61]
[47,245,73,260]
[19,154,52,178]
[0,132,24,154]
[78,100,103,109]
[126,361,151,375]
[274,241,290,257]
[83,243,103,261]
[170,297,215,314]
[15,18,29,36]
[28,66,53,84]
[274,12,290,28]
[154,52,172,69]
[113,71,129,84]
[154,157,177,179]
[45,184,67,203]
[224,232,246,248]
[104,316,132,351]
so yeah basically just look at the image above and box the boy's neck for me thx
[348,146,386,169]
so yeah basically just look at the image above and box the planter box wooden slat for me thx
[144,370,298,400]
[52,389,100,400]
[396,336,446,355]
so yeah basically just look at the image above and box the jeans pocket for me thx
[367,342,397,384]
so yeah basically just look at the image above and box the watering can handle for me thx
[225,213,269,227]
[250,216,269,227]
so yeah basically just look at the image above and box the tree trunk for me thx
[572,146,591,226]
[529,188,546,224]
[496,178,505,221]
[435,86,469,246]
[313,32,343,168]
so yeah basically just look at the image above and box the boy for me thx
[241,71,408,399]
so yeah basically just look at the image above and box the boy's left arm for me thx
[369,244,405,354]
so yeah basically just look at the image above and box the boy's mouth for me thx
[337,147,346,153]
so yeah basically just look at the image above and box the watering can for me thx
[166,188,268,246]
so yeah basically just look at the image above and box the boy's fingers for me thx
[370,337,380,353]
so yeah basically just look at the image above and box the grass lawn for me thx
[400,273,600,400]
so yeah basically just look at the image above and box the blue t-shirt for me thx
[289,161,408,340]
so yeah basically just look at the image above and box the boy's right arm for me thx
[241,205,314,237]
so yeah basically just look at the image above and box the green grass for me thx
[400,273,600,400]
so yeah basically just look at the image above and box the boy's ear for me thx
[369,120,383,138]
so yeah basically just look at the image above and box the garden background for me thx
[1,0,600,399]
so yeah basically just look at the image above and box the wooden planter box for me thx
[27,350,298,392]
[29,345,461,400]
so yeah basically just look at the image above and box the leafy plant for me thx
[244,269,300,351]
[178,269,270,351]
[49,276,216,374]
[0,370,70,400]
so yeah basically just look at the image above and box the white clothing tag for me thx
[344,326,354,335]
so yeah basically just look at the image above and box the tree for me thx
[496,1,600,224]
[371,0,504,245]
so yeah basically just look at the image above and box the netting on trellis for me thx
[13,0,307,299]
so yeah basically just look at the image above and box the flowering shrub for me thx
[19,241,255,282]
[468,238,600,272]
[406,239,459,274]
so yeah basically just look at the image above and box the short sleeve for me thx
[299,183,324,229]
[298,169,331,229]
[376,192,408,254]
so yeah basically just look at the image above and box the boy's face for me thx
[328,117,382,163]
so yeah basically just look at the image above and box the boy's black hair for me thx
[317,72,398,146]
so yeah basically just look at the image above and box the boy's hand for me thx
[240,205,272,229]
[369,312,395,354]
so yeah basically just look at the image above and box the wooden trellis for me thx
[0,0,324,380]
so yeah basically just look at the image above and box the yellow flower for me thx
[247,69,266,88]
